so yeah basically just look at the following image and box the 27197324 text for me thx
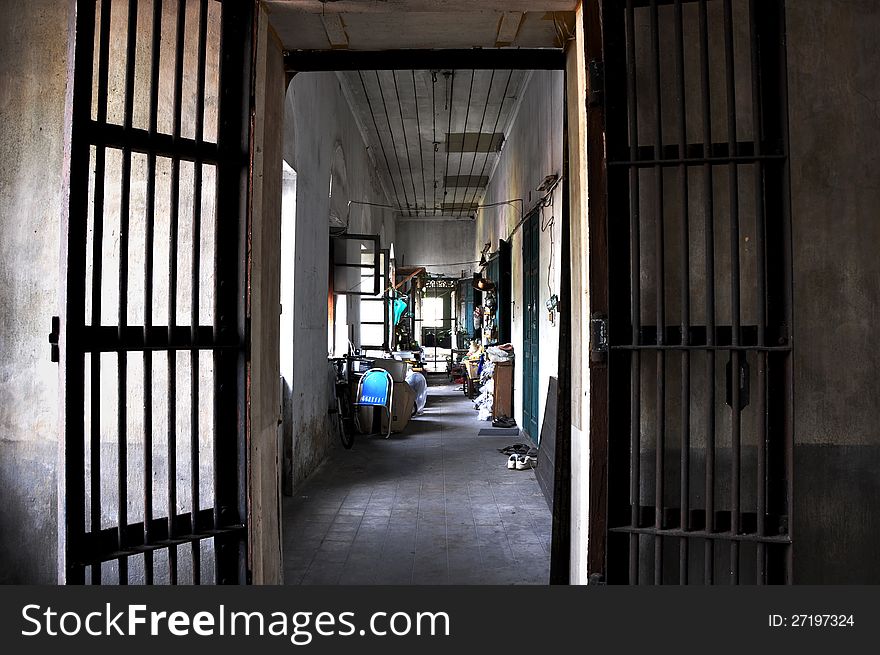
[768,614,854,628]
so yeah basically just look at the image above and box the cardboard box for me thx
[380,381,416,433]
[355,382,416,434]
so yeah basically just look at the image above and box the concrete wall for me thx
[786,0,880,584]
[281,72,394,494]
[475,70,565,437]
[0,0,70,584]
[395,217,476,278]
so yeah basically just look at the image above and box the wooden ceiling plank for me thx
[495,11,524,47]
[320,12,349,48]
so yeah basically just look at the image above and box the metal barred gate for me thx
[598,0,793,584]
[58,0,252,584]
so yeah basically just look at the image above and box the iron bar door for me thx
[598,0,793,584]
[59,0,252,584]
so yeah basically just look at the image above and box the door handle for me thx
[725,354,750,411]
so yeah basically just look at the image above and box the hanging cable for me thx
[540,192,556,298]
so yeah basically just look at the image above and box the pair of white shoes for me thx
[507,454,537,470]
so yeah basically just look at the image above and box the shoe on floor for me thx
[507,454,518,470]
[497,443,530,455]
[515,454,537,470]
[492,416,517,428]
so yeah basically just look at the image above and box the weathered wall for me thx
[475,70,565,437]
[281,72,393,494]
[395,217,476,278]
[786,0,880,584]
[0,0,70,584]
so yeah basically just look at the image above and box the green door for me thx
[522,213,540,442]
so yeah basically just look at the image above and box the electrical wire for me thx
[540,193,556,298]
[413,259,481,268]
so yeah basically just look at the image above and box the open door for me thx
[58,0,252,584]
[590,0,793,585]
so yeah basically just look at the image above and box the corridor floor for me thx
[282,377,552,585]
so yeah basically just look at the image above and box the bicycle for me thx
[330,357,358,449]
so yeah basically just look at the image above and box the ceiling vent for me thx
[445,132,504,153]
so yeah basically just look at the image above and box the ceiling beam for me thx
[265,1,579,14]
[285,48,565,72]
[495,11,525,47]
[320,13,349,48]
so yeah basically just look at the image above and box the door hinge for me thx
[588,572,606,585]
[49,316,60,363]
[588,59,604,108]
[590,313,608,364]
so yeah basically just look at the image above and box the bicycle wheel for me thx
[337,396,354,449]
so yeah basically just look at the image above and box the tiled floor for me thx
[282,377,551,585]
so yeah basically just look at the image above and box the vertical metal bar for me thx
[190,0,209,586]
[775,0,795,587]
[602,0,632,584]
[748,0,767,585]
[143,0,162,587]
[697,0,716,586]
[753,0,793,584]
[90,0,113,586]
[722,0,741,585]
[624,0,641,585]
[673,0,690,585]
[62,0,98,586]
[116,0,139,585]
[167,0,187,585]
[649,0,665,586]
[214,0,252,584]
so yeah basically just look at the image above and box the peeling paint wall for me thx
[281,73,394,494]
[0,0,70,584]
[395,218,476,278]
